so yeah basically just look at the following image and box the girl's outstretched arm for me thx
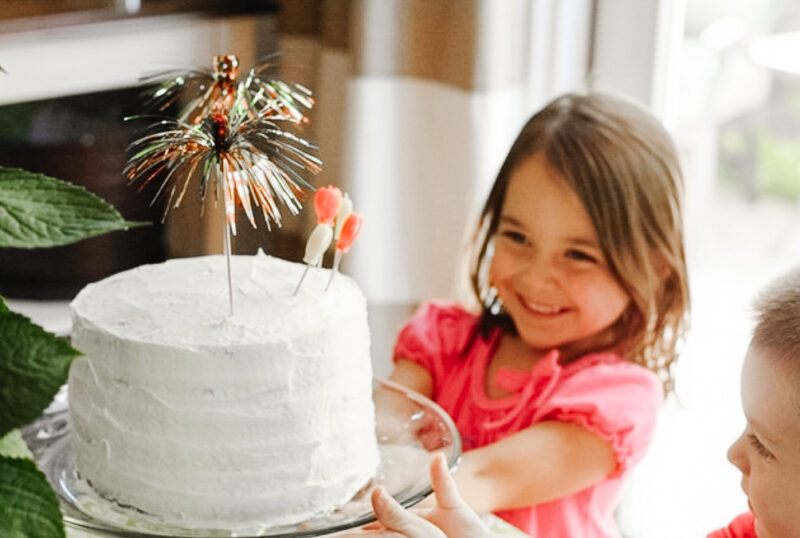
[453,421,616,513]
[389,359,616,513]
[390,360,434,399]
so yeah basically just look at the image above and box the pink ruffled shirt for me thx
[393,302,663,538]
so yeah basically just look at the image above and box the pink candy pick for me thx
[335,212,363,253]
[314,186,342,226]
[326,212,363,290]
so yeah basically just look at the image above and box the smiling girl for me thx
[389,92,690,537]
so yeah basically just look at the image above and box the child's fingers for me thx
[429,453,464,510]
[370,487,428,535]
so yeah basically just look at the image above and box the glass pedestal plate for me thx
[22,379,461,537]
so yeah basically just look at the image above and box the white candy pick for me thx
[303,224,334,266]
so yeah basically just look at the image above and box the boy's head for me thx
[727,267,800,538]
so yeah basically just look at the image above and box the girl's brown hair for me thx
[468,92,690,392]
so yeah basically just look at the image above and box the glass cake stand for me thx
[21,379,461,538]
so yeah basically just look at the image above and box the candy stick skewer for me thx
[293,225,331,294]
[321,192,353,293]
[293,186,342,295]
[325,212,363,291]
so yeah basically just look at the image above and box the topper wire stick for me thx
[224,220,233,315]
[222,158,234,315]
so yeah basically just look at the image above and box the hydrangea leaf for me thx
[0,429,34,460]
[0,457,65,538]
[0,166,147,248]
[0,310,78,437]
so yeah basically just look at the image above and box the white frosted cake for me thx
[67,251,379,529]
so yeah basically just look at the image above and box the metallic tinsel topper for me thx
[145,54,315,125]
[125,54,321,234]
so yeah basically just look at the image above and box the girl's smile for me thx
[489,152,630,356]
[518,298,566,316]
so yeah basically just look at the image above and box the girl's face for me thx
[727,348,800,538]
[489,152,630,355]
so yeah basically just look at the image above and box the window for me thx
[617,1,800,536]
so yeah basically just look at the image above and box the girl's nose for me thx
[727,432,749,475]
[516,255,559,288]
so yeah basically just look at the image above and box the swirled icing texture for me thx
[67,252,379,529]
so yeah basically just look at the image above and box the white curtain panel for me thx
[341,0,594,304]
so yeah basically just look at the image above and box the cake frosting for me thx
[67,251,379,529]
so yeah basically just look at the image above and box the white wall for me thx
[0,15,264,105]
[344,0,594,305]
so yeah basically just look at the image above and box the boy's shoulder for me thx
[707,512,756,538]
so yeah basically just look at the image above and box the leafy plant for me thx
[0,166,142,537]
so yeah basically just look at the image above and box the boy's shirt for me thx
[707,512,757,538]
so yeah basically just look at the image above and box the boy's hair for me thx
[751,268,800,375]
[468,92,690,391]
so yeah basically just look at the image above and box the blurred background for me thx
[2,0,800,536]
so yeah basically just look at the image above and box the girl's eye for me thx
[499,230,528,245]
[748,434,776,461]
[566,249,597,263]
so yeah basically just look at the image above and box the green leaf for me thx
[0,429,34,460]
[0,310,79,437]
[0,166,148,249]
[0,294,7,312]
[0,457,65,538]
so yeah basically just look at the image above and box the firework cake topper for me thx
[143,55,316,125]
[125,54,323,314]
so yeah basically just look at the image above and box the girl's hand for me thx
[339,454,494,538]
